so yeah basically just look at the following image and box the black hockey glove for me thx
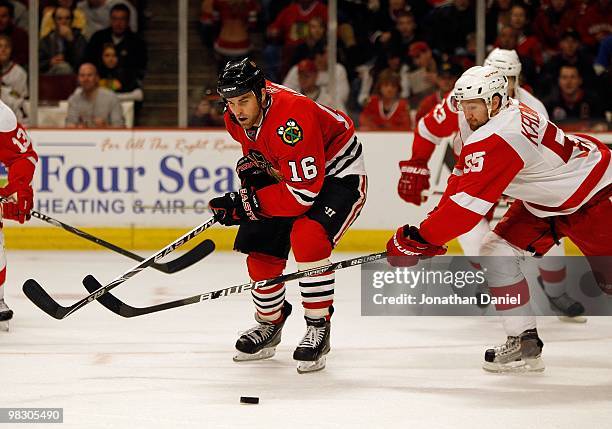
[209,187,263,226]
[236,150,281,190]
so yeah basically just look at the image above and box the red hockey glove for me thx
[398,160,430,205]
[2,185,33,224]
[386,225,447,267]
[209,187,263,226]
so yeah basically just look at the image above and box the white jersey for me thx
[456,99,611,217]
[413,87,549,159]
[418,99,611,244]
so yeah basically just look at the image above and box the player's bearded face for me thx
[226,92,263,130]
[461,99,489,130]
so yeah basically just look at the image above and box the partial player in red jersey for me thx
[398,49,585,323]
[0,99,38,331]
[209,59,366,373]
[387,66,612,373]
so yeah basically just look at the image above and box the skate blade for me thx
[557,315,587,324]
[0,321,8,332]
[296,356,326,374]
[233,347,276,362]
[483,357,545,373]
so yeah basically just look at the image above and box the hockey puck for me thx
[240,396,259,404]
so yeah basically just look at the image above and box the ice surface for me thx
[2,251,611,429]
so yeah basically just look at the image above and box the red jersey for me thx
[359,96,412,131]
[0,100,38,190]
[224,82,364,217]
[267,2,328,47]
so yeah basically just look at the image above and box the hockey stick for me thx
[30,211,216,274]
[22,216,218,320]
[81,251,387,318]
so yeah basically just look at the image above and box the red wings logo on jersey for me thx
[277,118,303,146]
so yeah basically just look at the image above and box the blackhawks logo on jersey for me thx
[277,118,303,146]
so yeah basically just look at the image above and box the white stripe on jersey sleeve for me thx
[450,192,494,215]
[285,184,317,206]
[417,117,441,145]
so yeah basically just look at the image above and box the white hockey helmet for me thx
[452,66,508,117]
[484,48,522,77]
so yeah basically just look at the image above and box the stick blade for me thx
[162,239,216,273]
[22,279,67,320]
[82,275,137,317]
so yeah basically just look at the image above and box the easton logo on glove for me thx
[239,188,260,221]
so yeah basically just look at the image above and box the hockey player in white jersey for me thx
[398,49,585,321]
[388,66,612,373]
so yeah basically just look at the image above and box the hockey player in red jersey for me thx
[387,66,612,373]
[209,59,366,373]
[397,49,585,322]
[0,99,38,331]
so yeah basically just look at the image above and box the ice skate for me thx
[233,301,292,362]
[0,298,13,332]
[293,316,331,374]
[483,329,545,373]
[537,277,587,323]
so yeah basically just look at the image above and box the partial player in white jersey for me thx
[388,66,612,373]
[397,48,585,321]
[0,99,38,331]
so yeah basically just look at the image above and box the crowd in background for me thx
[197,0,610,132]
[0,0,609,131]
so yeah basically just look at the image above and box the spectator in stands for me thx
[415,61,462,121]
[0,1,26,66]
[77,0,137,39]
[406,41,438,107]
[282,42,350,110]
[359,69,411,131]
[509,3,543,67]
[41,0,87,39]
[495,25,537,86]
[369,0,413,46]
[39,7,87,75]
[9,0,26,31]
[85,3,147,80]
[200,0,260,71]
[486,0,513,45]
[66,62,125,128]
[357,47,410,107]
[296,58,342,110]
[594,34,611,76]
[544,64,605,131]
[0,34,26,122]
[577,0,611,52]
[424,0,475,56]
[98,43,142,101]
[533,0,578,57]
[452,32,477,70]
[189,88,224,127]
[291,16,325,66]
[378,10,419,60]
[265,0,327,80]
[540,29,596,94]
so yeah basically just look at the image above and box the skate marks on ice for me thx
[2,251,612,429]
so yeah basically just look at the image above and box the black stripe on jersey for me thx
[325,137,358,175]
[299,279,335,288]
[332,143,363,177]
[292,188,317,203]
[301,290,335,298]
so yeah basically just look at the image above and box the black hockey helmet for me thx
[217,58,265,100]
